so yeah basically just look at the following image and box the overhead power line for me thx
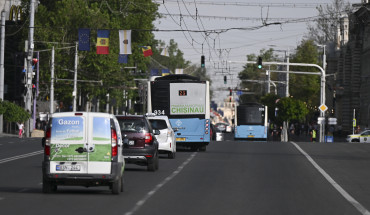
[159,13,325,23]
[153,1,329,8]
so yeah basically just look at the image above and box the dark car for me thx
[210,124,216,140]
[116,115,160,171]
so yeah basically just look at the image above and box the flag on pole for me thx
[162,69,170,76]
[119,30,132,54]
[142,46,153,57]
[160,47,169,57]
[118,54,128,64]
[96,30,110,54]
[78,28,90,51]
[175,69,183,74]
[150,69,159,76]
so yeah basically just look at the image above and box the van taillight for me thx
[111,129,118,157]
[44,128,51,156]
[145,133,153,144]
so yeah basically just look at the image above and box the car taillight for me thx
[111,128,118,157]
[145,133,153,144]
[44,128,51,156]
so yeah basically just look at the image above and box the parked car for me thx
[147,115,176,159]
[346,130,370,143]
[116,115,160,171]
[42,112,125,194]
[215,122,231,133]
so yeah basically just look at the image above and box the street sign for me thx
[319,104,328,113]
[328,118,337,125]
[318,117,325,124]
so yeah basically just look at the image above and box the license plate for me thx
[56,165,81,171]
[176,138,186,141]
[248,135,254,138]
[128,140,135,145]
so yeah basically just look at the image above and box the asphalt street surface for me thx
[1,133,370,215]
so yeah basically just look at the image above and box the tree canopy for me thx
[15,0,197,112]
[306,0,352,44]
[290,40,321,107]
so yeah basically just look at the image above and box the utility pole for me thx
[50,46,54,114]
[33,51,39,129]
[26,0,36,137]
[285,49,290,97]
[0,10,5,134]
[73,42,78,111]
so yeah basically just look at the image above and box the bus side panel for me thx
[234,125,267,139]
[170,118,210,143]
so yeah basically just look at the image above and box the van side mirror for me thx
[41,137,46,148]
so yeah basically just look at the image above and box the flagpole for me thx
[73,42,78,111]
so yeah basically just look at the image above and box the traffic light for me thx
[201,55,205,68]
[224,75,227,84]
[257,57,262,69]
[229,89,232,96]
[32,82,36,97]
[32,58,38,71]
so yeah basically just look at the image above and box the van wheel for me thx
[42,180,56,193]
[112,175,121,195]
[120,174,124,192]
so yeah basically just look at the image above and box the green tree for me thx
[290,40,321,107]
[238,49,278,103]
[22,0,159,111]
[152,39,190,73]
[275,97,309,125]
[0,100,30,123]
[260,93,281,124]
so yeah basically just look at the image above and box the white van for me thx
[42,112,125,194]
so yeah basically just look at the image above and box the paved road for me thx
[1,135,370,215]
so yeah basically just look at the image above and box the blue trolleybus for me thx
[234,103,268,141]
[147,74,211,151]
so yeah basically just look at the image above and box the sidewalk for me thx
[288,133,347,143]
[0,132,18,137]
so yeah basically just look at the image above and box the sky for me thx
[153,0,361,103]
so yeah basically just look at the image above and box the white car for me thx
[147,115,176,159]
[346,130,370,143]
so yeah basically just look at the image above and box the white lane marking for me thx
[18,188,29,193]
[0,150,43,164]
[291,141,370,215]
[124,152,197,215]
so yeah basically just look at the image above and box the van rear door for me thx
[49,114,88,174]
[87,114,113,174]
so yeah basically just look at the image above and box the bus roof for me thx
[153,74,200,81]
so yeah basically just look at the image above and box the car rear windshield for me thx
[118,119,148,133]
[149,119,168,130]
